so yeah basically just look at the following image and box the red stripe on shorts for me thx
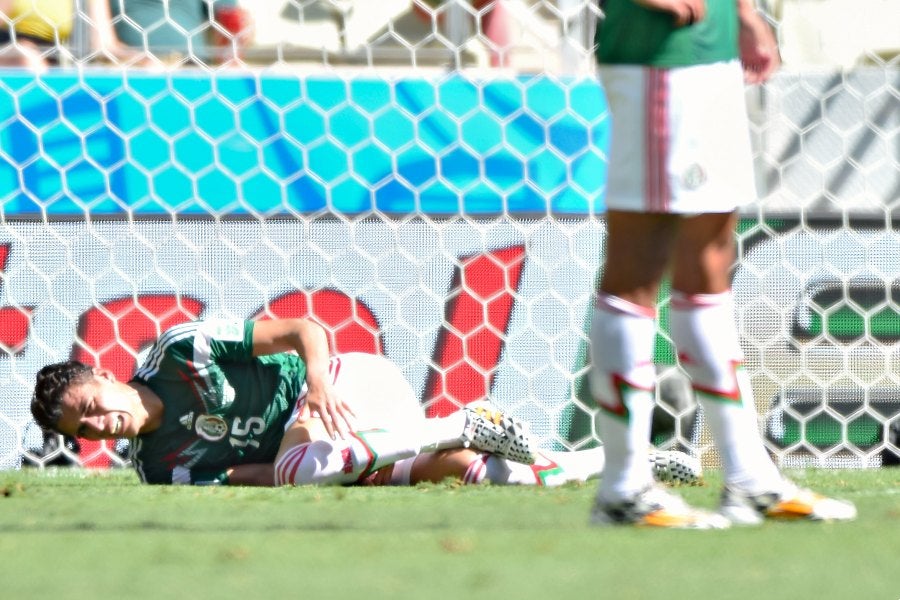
[329,356,342,384]
[645,68,671,212]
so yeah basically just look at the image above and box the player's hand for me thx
[738,9,780,83]
[302,377,355,440]
[633,0,706,27]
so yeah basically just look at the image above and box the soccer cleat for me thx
[648,449,703,486]
[719,482,858,525]
[461,401,537,465]
[591,485,731,529]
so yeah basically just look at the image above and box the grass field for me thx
[1,467,897,600]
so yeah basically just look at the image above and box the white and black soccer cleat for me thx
[648,449,703,486]
[461,401,538,465]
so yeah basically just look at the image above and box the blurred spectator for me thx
[109,0,253,65]
[0,0,138,70]
[417,0,512,67]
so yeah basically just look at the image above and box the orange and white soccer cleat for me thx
[719,482,857,525]
[591,485,731,529]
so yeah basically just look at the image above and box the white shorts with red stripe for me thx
[600,60,757,214]
[285,352,426,433]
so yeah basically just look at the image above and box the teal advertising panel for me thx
[0,71,608,217]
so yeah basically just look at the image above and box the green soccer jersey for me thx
[129,319,306,485]
[595,0,739,67]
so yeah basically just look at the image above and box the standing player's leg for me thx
[588,212,726,527]
[663,58,853,523]
[669,212,783,495]
[670,214,856,524]
[590,211,675,500]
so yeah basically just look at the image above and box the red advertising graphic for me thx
[0,244,33,355]
[424,246,526,417]
[251,289,382,355]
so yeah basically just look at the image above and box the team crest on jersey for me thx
[195,415,228,441]
[682,163,707,190]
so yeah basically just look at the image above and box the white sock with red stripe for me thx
[589,293,658,502]
[669,290,783,495]
[462,447,605,486]
[274,429,420,486]
[387,457,416,485]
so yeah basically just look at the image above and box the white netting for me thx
[0,0,898,470]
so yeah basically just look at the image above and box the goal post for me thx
[1,0,898,471]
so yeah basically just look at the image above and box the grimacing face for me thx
[55,369,145,440]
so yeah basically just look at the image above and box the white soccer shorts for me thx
[599,60,758,214]
[285,352,426,432]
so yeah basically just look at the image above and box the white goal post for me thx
[0,0,898,470]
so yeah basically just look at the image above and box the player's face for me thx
[56,371,144,440]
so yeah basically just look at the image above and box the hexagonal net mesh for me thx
[1,1,898,471]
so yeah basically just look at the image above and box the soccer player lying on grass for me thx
[30,317,700,487]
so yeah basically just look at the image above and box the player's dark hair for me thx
[31,361,93,431]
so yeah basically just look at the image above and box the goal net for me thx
[1,0,898,471]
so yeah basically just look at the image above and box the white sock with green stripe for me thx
[669,290,783,495]
[589,294,658,502]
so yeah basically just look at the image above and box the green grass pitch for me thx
[1,467,897,599]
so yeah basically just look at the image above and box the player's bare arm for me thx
[736,0,780,83]
[632,0,706,27]
[251,318,354,439]
[225,463,275,486]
